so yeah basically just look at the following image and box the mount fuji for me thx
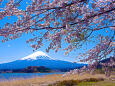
[0,51,86,70]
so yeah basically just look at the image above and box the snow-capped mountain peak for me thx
[20,51,52,60]
[0,51,86,70]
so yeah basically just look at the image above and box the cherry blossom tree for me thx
[0,0,115,76]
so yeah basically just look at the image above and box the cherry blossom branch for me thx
[92,26,115,31]
[98,31,115,59]
[29,0,87,12]
[32,8,115,31]
[13,0,23,7]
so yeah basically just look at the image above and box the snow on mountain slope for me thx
[20,51,53,60]
[0,51,86,70]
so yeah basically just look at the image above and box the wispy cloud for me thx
[8,44,11,47]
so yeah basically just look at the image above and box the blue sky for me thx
[0,0,87,63]
[0,28,96,64]
[0,32,78,63]
[0,0,113,64]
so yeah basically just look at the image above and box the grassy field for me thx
[0,73,114,86]
[49,78,115,86]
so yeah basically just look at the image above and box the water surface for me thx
[0,72,64,81]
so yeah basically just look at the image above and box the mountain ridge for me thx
[0,51,86,70]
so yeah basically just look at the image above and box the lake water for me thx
[0,72,64,81]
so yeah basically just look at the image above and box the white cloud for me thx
[8,44,11,47]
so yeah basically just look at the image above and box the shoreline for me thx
[0,73,113,85]
[0,73,114,86]
[0,72,65,81]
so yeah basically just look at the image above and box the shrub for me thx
[48,78,104,86]
[49,80,80,86]
[82,78,104,82]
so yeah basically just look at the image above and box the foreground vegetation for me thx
[0,73,115,86]
[49,78,115,86]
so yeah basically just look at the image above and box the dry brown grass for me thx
[0,73,114,86]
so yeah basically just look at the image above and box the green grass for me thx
[77,82,96,86]
[48,78,115,86]
[77,81,115,86]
